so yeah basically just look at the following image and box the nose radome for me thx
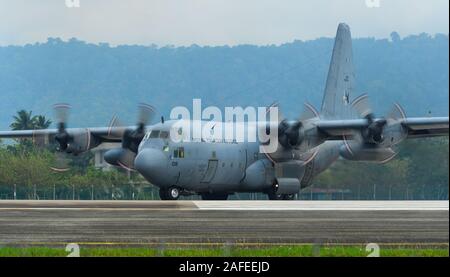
[134,148,168,185]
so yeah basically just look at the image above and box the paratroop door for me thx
[201,160,218,183]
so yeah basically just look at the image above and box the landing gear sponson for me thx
[159,187,230,200]
[158,187,296,200]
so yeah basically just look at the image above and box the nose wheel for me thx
[159,186,180,200]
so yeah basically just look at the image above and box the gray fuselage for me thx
[134,120,340,195]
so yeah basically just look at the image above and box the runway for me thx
[0,200,448,245]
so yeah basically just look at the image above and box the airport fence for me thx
[0,183,447,200]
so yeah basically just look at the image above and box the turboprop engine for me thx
[52,104,100,154]
[103,103,155,170]
[340,94,408,163]
[56,129,100,154]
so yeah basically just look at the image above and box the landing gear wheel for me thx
[267,190,283,200]
[267,189,296,200]
[159,187,180,200]
[201,193,228,200]
[282,194,295,200]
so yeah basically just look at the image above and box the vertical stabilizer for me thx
[321,23,355,119]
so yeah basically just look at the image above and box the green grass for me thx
[0,244,448,257]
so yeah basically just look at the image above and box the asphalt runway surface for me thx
[0,200,448,246]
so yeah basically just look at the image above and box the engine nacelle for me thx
[340,144,396,162]
[65,129,100,154]
[104,148,136,169]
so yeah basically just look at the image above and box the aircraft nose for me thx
[134,148,168,185]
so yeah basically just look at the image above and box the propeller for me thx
[108,103,156,154]
[343,94,408,163]
[277,102,319,149]
[51,103,74,171]
[278,120,302,148]
[104,103,156,172]
[363,114,387,144]
[53,103,72,151]
[29,103,73,172]
[351,94,389,143]
[31,133,71,172]
[48,151,71,172]
[264,101,320,164]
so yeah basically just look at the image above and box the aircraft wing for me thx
[316,117,449,140]
[401,117,449,138]
[0,127,127,143]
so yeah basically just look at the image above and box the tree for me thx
[10,110,35,130]
[9,110,51,150]
[32,115,52,129]
[9,110,51,130]
[390,31,401,43]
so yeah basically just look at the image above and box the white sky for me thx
[0,0,448,46]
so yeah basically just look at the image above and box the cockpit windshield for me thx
[145,129,170,140]
[160,131,169,139]
[149,130,160,138]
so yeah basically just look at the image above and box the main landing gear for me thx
[266,189,296,200]
[159,187,229,201]
[159,186,180,200]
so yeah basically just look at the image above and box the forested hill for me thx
[0,32,448,129]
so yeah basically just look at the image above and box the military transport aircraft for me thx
[1,23,448,200]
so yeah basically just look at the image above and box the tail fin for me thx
[321,23,355,119]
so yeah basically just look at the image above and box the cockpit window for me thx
[149,130,160,138]
[173,147,185,158]
[160,131,169,139]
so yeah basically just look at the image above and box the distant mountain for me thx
[0,33,448,130]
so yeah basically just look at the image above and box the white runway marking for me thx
[193,201,449,211]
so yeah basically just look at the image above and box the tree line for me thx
[0,32,448,130]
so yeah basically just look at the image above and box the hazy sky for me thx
[0,0,448,46]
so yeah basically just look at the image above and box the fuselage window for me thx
[150,130,160,138]
[160,131,169,139]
